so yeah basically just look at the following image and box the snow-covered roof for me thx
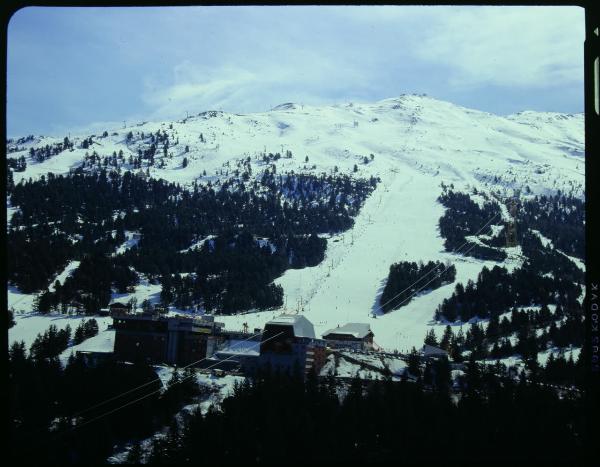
[322,323,372,339]
[266,314,316,338]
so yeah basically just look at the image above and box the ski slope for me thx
[218,165,508,351]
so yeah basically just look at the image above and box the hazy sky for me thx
[7,5,585,137]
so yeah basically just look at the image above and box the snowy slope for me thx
[7,94,584,351]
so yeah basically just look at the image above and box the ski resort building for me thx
[420,344,449,360]
[322,323,374,351]
[202,335,262,372]
[258,314,328,376]
[113,312,225,366]
[108,302,131,315]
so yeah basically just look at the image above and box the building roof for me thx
[322,323,372,339]
[266,314,316,338]
[421,344,448,357]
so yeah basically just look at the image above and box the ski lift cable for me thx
[380,220,498,312]
[377,212,501,312]
[60,331,286,437]
[13,329,279,443]
[383,219,498,312]
[68,328,268,418]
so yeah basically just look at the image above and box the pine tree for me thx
[440,325,453,350]
[424,328,439,347]
[407,347,421,377]
[486,313,500,338]
[73,321,85,345]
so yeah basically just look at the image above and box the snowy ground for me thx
[48,260,80,292]
[7,94,584,354]
[9,310,113,350]
[482,346,581,369]
[58,330,116,365]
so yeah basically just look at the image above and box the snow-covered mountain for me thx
[7,94,585,352]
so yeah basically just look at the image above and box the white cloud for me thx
[142,5,585,121]
[141,45,372,119]
[412,6,584,88]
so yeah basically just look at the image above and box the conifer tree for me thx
[440,325,453,350]
[424,328,439,347]
[407,346,421,377]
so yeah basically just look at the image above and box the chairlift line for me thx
[377,211,500,313]
[56,331,286,438]
[69,328,268,419]
[383,221,498,312]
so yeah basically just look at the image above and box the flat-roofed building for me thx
[113,312,224,366]
[322,323,374,351]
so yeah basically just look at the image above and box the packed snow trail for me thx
[219,161,502,351]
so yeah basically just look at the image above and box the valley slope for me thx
[7,94,585,352]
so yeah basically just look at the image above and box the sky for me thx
[7,5,585,137]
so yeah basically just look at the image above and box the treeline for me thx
[73,319,100,344]
[7,155,27,172]
[25,320,100,361]
[157,231,325,313]
[6,134,35,152]
[425,325,584,389]
[8,168,376,314]
[29,137,74,163]
[142,367,584,465]
[517,192,584,259]
[437,189,507,261]
[435,262,582,323]
[520,230,584,284]
[7,227,77,293]
[427,302,583,368]
[8,347,205,465]
[35,254,138,314]
[29,325,72,361]
[379,260,456,312]
[81,149,127,171]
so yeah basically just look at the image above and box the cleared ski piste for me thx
[218,162,511,352]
